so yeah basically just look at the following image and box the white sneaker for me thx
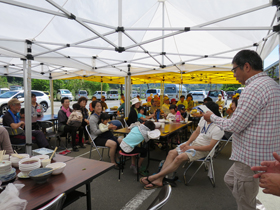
[130,165,137,174]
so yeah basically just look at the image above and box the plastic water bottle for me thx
[175,111,181,122]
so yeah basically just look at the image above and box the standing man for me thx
[31,93,44,117]
[203,50,280,209]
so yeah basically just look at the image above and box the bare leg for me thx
[105,139,117,165]
[138,157,145,168]
[143,151,189,187]
[131,156,136,165]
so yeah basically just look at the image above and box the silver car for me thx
[56,89,73,101]
[189,91,207,103]
[75,90,88,100]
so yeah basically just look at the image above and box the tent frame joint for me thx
[272,0,280,6]
[115,47,125,53]
[69,13,76,20]
[184,27,190,31]
[116,26,125,32]
[273,24,280,32]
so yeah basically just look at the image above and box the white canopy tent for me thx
[0,0,279,154]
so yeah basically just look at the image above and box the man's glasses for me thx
[231,66,239,73]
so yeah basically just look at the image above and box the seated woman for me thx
[78,97,89,146]
[140,101,224,190]
[127,98,141,126]
[0,126,14,155]
[137,106,154,123]
[89,101,122,169]
[58,97,84,152]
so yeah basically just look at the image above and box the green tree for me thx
[221,84,242,91]
[0,76,8,88]
[31,79,49,91]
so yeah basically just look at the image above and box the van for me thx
[0,88,9,95]
[94,91,107,99]
[145,89,161,99]
[9,85,22,91]
[164,84,187,101]
[75,90,88,100]
[107,90,119,100]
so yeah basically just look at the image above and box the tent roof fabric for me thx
[0,0,278,84]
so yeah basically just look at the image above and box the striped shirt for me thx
[210,72,280,167]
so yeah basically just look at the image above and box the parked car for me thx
[189,91,207,103]
[145,89,161,99]
[0,90,51,115]
[107,90,119,100]
[164,84,187,101]
[207,90,227,105]
[44,91,50,100]
[226,91,236,99]
[56,89,73,101]
[0,88,9,95]
[9,85,22,91]
[131,90,138,99]
[75,90,88,100]
[93,91,107,99]
[236,87,244,94]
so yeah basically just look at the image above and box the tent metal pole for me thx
[125,30,183,50]
[23,58,32,155]
[125,65,131,118]
[118,0,122,47]
[0,46,25,57]
[162,1,165,65]
[50,75,54,115]
[0,0,116,29]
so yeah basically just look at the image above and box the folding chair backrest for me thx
[110,120,124,129]
[207,139,221,159]
[124,117,128,128]
[38,193,66,210]
[147,185,172,210]
[3,126,24,136]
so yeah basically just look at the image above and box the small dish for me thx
[17,172,30,179]
[29,168,53,184]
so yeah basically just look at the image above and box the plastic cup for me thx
[161,123,165,128]
[41,159,51,168]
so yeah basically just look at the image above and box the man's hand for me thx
[252,152,280,178]
[180,143,191,152]
[259,173,280,196]
[84,119,89,124]
[203,111,213,122]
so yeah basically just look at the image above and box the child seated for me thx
[178,105,187,119]
[138,106,155,123]
[120,121,160,175]
[98,113,119,144]
[166,105,184,121]
[67,103,83,128]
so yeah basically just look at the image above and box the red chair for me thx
[118,150,139,181]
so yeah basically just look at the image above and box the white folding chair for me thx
[85,125,109,160]
[123,117,129,128]
[147,185,172,210]
[38,193,66,210]
[183,139,221,187]
[214,135,232,157]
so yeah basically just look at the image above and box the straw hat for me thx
[8,98,23,107]
[131,98,140,105]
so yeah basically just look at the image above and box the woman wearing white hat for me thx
[127,98,141,126]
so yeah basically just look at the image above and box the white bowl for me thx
[19,157,40,175]
[10,154,30,167]
[33,155,49,167]
[158,119,165,123]
[154,122,161,129]
[46,162,66,175]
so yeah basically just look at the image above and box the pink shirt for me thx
[210,72,280,167]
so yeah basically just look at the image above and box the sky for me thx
[264,45,279,69]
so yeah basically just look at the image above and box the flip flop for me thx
[144,182,162,190]
[140,176,150,185]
